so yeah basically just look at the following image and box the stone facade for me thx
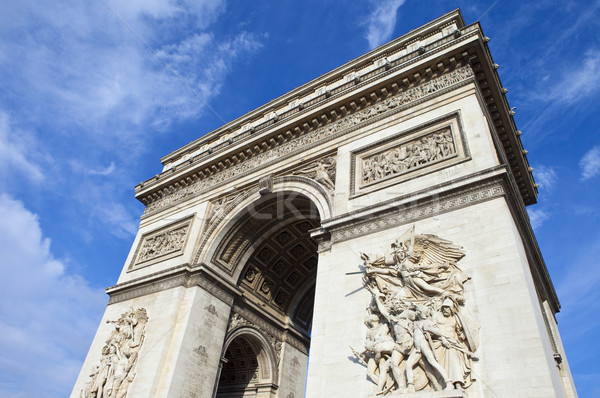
[73,10,577,398]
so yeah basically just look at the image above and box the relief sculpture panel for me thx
[129,216,193,270]
[361,128,455,185]
[81,308,148,398]
[351,112,469,197]
[351,226,479,395]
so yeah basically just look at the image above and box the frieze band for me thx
[143,65,474,215]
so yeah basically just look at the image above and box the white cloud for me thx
[87,162,116,176]
[0,0,263,150]
[0,194,107,397]
[364,0,406,49]
[548,49,600,105]
[0,111,45,186]
[533,165,557,191]
[527,208,549,229]
[580,145,600,181]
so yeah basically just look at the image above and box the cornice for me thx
[106,264,242,305]
[135,14,474,199]
[155,10,466,168]
[465,24,538,204]
[135,21,536,214]
[138,61,478,217]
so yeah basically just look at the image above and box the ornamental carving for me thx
[362,128,455,185]
[207,192,244,228]
[81,308,149,398]
[143,65,474,214]
[351,226,479,395]
[130,216,193,270]
[293,156,336,193]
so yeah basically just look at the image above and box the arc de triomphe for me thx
[73,10,577,398]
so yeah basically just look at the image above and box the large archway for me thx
[214,191,321,397]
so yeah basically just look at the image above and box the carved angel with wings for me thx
[362,225,469,304]
[354,226,478,395]
[293,156,336,192]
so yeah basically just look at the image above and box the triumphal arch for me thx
[73,10,577,398]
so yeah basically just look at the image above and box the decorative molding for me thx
[192,175,332,268]
[107,267,239,306]
[128,215,194,271]
[330,179,505,243]
[350,111,470,198]
[141,65,475,216]
[108,273,188,305]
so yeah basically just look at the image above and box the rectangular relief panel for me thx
[350,112,470,198]
[128,214,195,271]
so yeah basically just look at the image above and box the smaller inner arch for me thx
[217,336,263,397]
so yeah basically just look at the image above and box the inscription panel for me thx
[350,112,470,197]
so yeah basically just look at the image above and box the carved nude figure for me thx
[405,306,454,392]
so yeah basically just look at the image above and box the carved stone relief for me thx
[350,111,469,198]
[292,155,336,194]
[143,65,474,214]
[351,226,479,395]
[129,216,193,270]
[207,192,244,229]
[81,308,149,398]
[361,128,455,185]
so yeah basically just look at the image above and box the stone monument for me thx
[73,9,577,398]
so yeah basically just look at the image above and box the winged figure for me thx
[354,225,478,395]
[293,156,336,191]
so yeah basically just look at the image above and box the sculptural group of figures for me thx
[81,308,148,398]
[362,130,455,184]
[352,226,479,395]
[138,227,187,262]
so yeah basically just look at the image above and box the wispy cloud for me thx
[580,145,600,181]
[527,208,549,229]
[0,0,264,151]
[87,162,116,176]
[533,165,557,191]
[364,0,406,49]
[0,194,107,397]
[548,49,600,105]
[0,111,45,186]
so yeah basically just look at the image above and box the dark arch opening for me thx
[214,192,320,397]
[216,336,262,398]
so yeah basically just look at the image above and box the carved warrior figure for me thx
[81,308,148,398]
[292,156,336,192]
[137,226,188,263]
[362,129,455,184]
[352,226,478,395]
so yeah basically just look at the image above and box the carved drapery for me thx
[81,308,148,398]
[351,226,479,395]
[143,66,474,214]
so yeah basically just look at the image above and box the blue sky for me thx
[0,0,598,396]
